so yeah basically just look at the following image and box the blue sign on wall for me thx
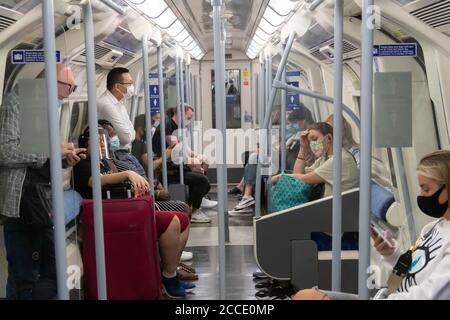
[286,81,300,111]
[149,85,160,114]
[149,73,167,79]
[11,50,61,64]
[286,71,301,77]
[373,43,417,57]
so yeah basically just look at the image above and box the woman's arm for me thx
[88,171,130,187]
[288,172,324,185]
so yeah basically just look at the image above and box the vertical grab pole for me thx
[280,45,287,173]
[142,35,155,198]
[255,32,296,218]
[157,46,168,190]
[359,0,374,300]
[394,148,417,243]
[83,0,107,300]
[212,0,226,300]
[332,0,344,292]
[175,57,184,184]
[179,58,188,178]
[220,19,230,243]
[42,0,68,300]
[266,52,273,211]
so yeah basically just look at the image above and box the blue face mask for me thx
[152,120,160,128]
[109,136,120,153]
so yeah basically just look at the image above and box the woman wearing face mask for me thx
[271,122,359,199]
[73,125,196,298]
[293,150,450,300]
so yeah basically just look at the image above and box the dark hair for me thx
[134,114,146,131]
[308,122,333,137]
[287,103,314,124]
[98,119,114,129]
[106,67,129,91]
[167,107,177,118]
[78,125,108,148]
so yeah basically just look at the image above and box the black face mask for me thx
[417,185,448,218]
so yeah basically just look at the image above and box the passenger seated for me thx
[294,150,450,300]
[137,107,215,223]
[228,105,315,200]
[271,122,359,205]
[325,114,360,168]
[73,125,195,299]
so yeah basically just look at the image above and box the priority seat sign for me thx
[11,50,61,64]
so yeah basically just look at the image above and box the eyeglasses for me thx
[119,82,133,86]
[58,81,77,93]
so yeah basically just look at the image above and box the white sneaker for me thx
[228,208,254,217]
[201,197,218,209]
[234,196,255,210]
[191,209,212,223]
[180,251,193,262]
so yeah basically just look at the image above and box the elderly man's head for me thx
[38,64,76,99]
[56,64,76,99]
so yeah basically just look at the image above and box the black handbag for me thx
[104,181,135,199]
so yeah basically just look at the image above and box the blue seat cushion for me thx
[311,232,359,251]
[370,182,394,221]
[64,190,83,225]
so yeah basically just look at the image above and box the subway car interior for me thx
[0,0,449,301]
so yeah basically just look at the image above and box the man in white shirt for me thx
[97,67,135,151]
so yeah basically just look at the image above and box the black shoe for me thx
[228,186,243,195]
[255,279,279,289]
[255,286,293,300]
[253,270,269,279]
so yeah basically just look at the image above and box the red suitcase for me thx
[81,196,161,300]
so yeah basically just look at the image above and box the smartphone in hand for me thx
[371,223,395,248]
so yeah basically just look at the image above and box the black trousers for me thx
[168,171,210,210]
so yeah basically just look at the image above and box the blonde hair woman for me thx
[293,150,450,300]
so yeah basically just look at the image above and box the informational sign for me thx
[374,72,412,148]
[243,68,249,86]
[286,71,301,77]
[149,85,160,114]
[11,50,61,64]
[373,43,417,57]
[286,81,300,110]
[149,73,166,79]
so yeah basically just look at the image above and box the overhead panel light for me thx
[268,0,298,16]
[184,41,197,51]
[179,35,194,47]
[175,30,190,43]
[127,0,205,60]
[166,20,184,37]
[245,0,299,59]
[152,8,177,28]
[255,27,271,42]
[130,0,167,18]
[262,6,285,26]
[259,18,279,34]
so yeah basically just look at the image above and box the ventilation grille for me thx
[310,49,327,61]
[0,14,16,32]
[117,52,135,66]
[329,40,359,54]
[80,45,111,60]
[410,0,450,29]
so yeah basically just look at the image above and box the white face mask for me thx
[125,84,135,99]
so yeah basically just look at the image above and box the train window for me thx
[211,69,241,129]
[68,102,87,144]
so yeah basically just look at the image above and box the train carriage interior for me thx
[0,0,449,301]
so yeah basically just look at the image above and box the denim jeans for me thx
[3,194,56,300]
